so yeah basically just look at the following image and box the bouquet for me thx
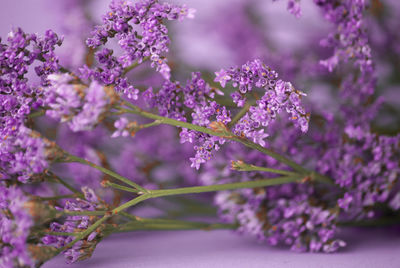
[1,0,399,267]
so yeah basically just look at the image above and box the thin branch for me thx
[63,153,148,193]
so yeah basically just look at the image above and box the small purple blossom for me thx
[69,81,109,132]
[273,0,302,18]
[214,69,232,88]
[287,0,302,18]
[338,193,353,211]
[231,92,245,107]
[44,74,82,121]
[111,117,130,138]
[389,193,400,211]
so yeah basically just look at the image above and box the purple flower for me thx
[215,59,310,147]
[190,156,205,170]
[86,0,195,81]
[249,129,269,147]
[338,193,353,211]
[180,128,196,144]
[0,185,33,267]
[231,92,245,107]
[213,184,344,252]
[287,0,302,18]
[318,126,400,219]
[111,117,130,138]
[1,125,48,183]
[44,76,111,132]
[69,81,109,132]
[45,74,82,121]
[214,69,232,88]
[0,28,63,183]
[316,0,371,72]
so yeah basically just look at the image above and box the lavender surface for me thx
[44,228,400,268]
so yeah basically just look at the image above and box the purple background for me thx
[42,227,400,268]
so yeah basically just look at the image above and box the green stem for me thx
[43,231,81,237]
[112,175,301,214]
[309,172,335,185]
[229,135,309,175]
[140,120,162,129]
[58,215,109,253]
[103,181,140,193]
[231,160,298,176]
[228,101,252,128]
[113,192,152,213]
[64,153,148,193]
[212,94,237,107]
[54,178,82,196]
[119,211,139,221]
[119,105,226,136]
[53,175,298,257]
[44,171,82,196]
[122,56,150,75]
[120,103,332,183]
[34,194,77,201]
[28,109,46,119]
[61,210,107,216]
[116,219,236,232]
[148,176,301,197]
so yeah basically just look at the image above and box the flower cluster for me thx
[142,72,228,169]
[0,28,62,87]
[142,60,309,169]
[215,184,345,253]
[198,117,345,252]
[216,59,309,145]
[42,187,103,264]
[0,126,49,183]
[83,0,194,99]
[316,0,372,73]
[44,73,116,132]
[0,185,33,267]
[319,125,400,219]
[0,27,62,123]
[0,28,62,183]
[307,1,380,131]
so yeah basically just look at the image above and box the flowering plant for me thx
[1,0,399,267]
